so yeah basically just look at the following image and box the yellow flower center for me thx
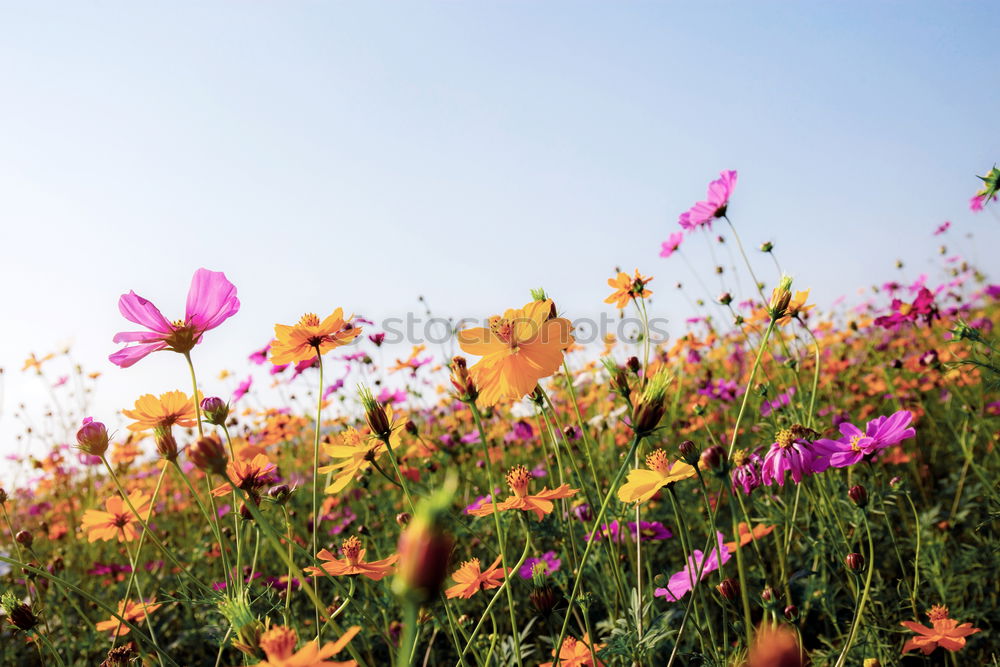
[898,303,913,316]
[645,449,671,474]
[259,625,298,660]
[506,465,531,497]
[850,435,863,453]
[341,536,362,564]
[775,429,794,449]
[732,449,748,467]
[299,313,320,327]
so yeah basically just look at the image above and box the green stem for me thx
[728,318,776,457]
[312,349,325,640]
[834,517,875,667]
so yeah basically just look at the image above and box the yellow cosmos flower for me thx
[617,450,696,504]
[270,310,361,365]
[122,390,198,432]
[457,299,573,406]
[318,428,386,495]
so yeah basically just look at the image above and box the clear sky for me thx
[1,2,998,462]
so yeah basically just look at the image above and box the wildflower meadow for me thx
[2,165,999,667]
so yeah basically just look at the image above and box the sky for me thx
[0,2,998,466]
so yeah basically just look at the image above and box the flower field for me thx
[2,168,998,666]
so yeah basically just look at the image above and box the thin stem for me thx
[311,348,325,639]
[834,517,875,667]
[728,318,776,457]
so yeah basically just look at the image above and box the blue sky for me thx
[1,2,997,462]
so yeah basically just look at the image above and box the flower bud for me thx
[845,552,865,571]
[15,530,33,548]
[0,488,7,505]
[761,586,775,603]
[396,512,411,526]
[154,426,179,461]
[448,357,478,403]
[716,577,740,601]
[200,397,230,426]
[783,604,799,621]
[678,440,700,466]
[768,275,794,320]
[268,484,291,504]
[530,584,559,616]
[700,445,726,472]
[76,417,109,457]
[848,484,868,508]
[405,420,418,436]
[626,356,641,374]
[718,292,733,306]
[760,241,774,253]
[394,474,457,603]
[8,602,39,632]
[631,368,673,437]
[358,386,392,439]
[188,435,228,475]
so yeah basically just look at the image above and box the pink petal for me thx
[118,291,172,333]
[112,330,169,344]
[185,268,240,332]
[109,341,168,368]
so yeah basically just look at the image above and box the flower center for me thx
[732,449,748,467]
[490,316,515,345]
[299,313,320,327]
[645,449,671,474]
[259,626,298,660]
[927,605,950,622]
[775,429,795,449]
[341,536,362,564]
[113,513,132,529]
[849,435,863,453]
[506,465,531,497]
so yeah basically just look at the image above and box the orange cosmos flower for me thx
[724,522,775,552]
[270,310,361,365]
[22,352,54,373]
[94,597,162,637]
[211,453,278,496]
[80,491,152,543]
[604,269,653,310]
[252,624,360,667]
[304,536,398,581]
[445,556,506,599]
[539,634,606,667]
[616,450,697,504]
[122,390,198,432]
[469,465,578,521]
[457,299,573,406]
[318,428,385,495]
[901,605,981,655]
[747,622,803,667]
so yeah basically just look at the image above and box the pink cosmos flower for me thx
[812,410,915,469]
[110,268,239,368]
[232,376,252,403]
[659,231,683,258]
[933,221,951,236]
[970,193,996,211]
[678,170,738,231]
[654,532,730,602]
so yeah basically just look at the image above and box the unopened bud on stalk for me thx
[845,552,865,571]
[768,275,794,320]
[700,445,726,472]
[448,357,479,403]
[784,604,799,621]
[678,440,700,466]
[631,368,673,437]
[396,512,411,526]
[267,484,291,504]
[1,592,38,633]
[358,385,393,439]
[200,397,230,426]
[405,420,418,436]
[154,426,179,461]
[15,530,32,548]
[188,435,228,475]
[716,577,740,601]
[848,484,868,508]
[718,292,733,306]
[530,584,559,615]
[626,356,641,374]
[761,586,775,603]
[76,417,109,457]
[0,488,7,505]
[760,241,774,253]
[394,473,457,603]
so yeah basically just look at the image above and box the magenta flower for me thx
[232,376,252,403]
[874,287,939,329]
[678,170,738,231]
[629,521,673,541]
[760,427,816,486]
[731,449,763,495]
[812,410,915,469]
[109,268,239,368]
[518,551,562,579]
[659,231,684,258]
[654,532,730,602]
[933,221,951,236]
